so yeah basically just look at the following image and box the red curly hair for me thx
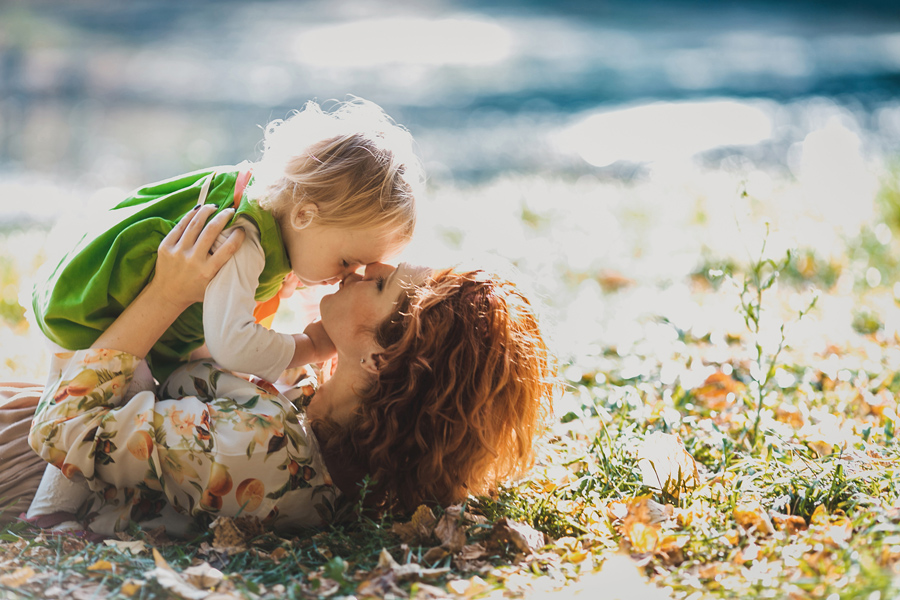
[321,268,555,511]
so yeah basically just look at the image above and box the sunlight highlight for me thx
[291,17,512,68]
[553,99,774,167]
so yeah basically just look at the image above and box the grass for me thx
[5,159,900,598]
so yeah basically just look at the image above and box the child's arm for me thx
[202,220,302,382]
[289,320,337,368]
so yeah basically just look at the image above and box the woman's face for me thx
[319,262,431,358]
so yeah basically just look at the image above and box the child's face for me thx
[280,221,403,287]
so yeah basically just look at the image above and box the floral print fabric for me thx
[28,348,338,536]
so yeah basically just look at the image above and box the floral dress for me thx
[28,348,339,537]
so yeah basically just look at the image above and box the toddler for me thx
[32,98,423,384]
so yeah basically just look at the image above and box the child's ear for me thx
[290,202,318,230]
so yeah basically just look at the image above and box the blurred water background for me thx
[3,0,900,383]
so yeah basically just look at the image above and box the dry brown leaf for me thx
[771,512,807,535]
[458,543,487,561]
[733,500,775,536]
[183,563,225,589]
[71,584,107,600]
[210,517,249,553]
[423,546,449,563]
[636,432,700,499]
[809,505,853,546]
[269,547,289,563]
[0,566,35,587]
[434,513,468,553]
[488,517,546,555]
[103,539,148,555]
[367,547,450,586]
[146,566,211,600]
[775,403,806,428]
[391,505,438,545]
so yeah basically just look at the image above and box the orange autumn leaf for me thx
[733,500,775,536]
[809,504,852,546]
[771,512,807,536]
[693,371,745,410]
[627,521,660,554]
[87,560,114,573]
[120,580,144,597]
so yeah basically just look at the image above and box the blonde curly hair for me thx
[248,98,423,242]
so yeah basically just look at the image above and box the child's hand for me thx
[279,272,301,299]
[302,321,337,364]
[152,205,245,310]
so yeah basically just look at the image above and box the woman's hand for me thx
[151,204,246,310]
[91,205,245,358]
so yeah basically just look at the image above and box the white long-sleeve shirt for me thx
[202,217,295,382]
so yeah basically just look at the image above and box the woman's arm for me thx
[29,205,246,500]
[92,204,245,357]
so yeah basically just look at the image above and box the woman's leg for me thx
[0,383,46,524]
[25,359,157,524]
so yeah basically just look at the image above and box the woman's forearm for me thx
[91,280,191,358]
[90,204,244,358]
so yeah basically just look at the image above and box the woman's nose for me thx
[363,262,393,278]
[341,272,363,287]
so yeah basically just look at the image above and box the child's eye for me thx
[341,260,350,268]
[375,276,386,291]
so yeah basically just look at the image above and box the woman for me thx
[12,204,554,536]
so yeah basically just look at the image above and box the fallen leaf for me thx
[183,563,224,589]
[447,575,490,597]
[458,543,487,561]
[733,500,775,536]
[391,505,439,545]
[422,546,449,563]
[489,517,546,555]
[0,566,35,587]
[636,432,700,498]
[104,539,148,555]
[119,579,144,597]
[542,553,675,599]
[146,567,211,600]
[809,505,853,546]
[87,560,114,573]
[153,547,174,571]
[210,517,249,553]
[627,521,660,554]
[269,547,289,563]
[771,513,807,535]
[434,512,467,553]
[775,403,806,428]
[694,371,745,410]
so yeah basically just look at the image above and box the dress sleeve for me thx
[28,348,160,494]
[202,218,295,382]
[29,349,338,535]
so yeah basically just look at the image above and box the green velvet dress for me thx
[32,165,292,380]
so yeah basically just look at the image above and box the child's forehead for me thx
[334,226,408,262]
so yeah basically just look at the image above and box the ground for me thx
[3,150,900,598]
